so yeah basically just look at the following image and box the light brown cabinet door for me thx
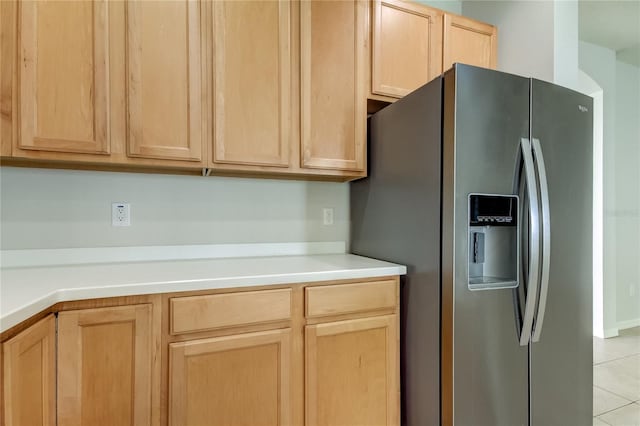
[443,13,497,71]
[57,304,154,426]
[169,328,291,426]
[2,315,56,426]
[301,0,367,172]
[126,0,202,162]
[372,0,442,98]
[18,0,110,154]
[305,315,399,426]
[211,0,292,168]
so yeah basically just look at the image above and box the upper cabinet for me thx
[368,0,497,106]
[300,0,367,172]
[210,0,292,169]
[443,13,497,71]
[125,0,203,162]
[207,0,367,177]
[4,0,205,167]
[1,0,496,181]
[371,0,442,99]
[18,1,110,155]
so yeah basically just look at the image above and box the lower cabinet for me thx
[2,315,56,426]
[305,315,399,426]
[1,278,400,426]
[169,329,291,426]
[57,304,155,426]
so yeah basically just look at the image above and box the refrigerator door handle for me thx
[531,138,551,342]
[519,137,541,346]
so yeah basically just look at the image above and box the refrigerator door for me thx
[529,80,593,426]
[443,65,529,426]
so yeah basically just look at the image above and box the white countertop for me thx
[0,254,406,333]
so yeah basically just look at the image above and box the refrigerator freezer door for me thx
[443,64,529,426]
[529,80,593,426]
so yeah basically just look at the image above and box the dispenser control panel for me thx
[468,194,519,291]
[469,195,517,226]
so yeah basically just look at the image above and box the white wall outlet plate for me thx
[323,208,334,226]
[112,203,131,227]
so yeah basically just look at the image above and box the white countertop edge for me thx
[0,241,347,268]
[1,264,406,333]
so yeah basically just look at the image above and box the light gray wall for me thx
[580,40,640,330]
[462,1,555,82]
[579,41,618,334]
[614,60,640,325]
[553,0,579,90]
[417,0,461,14]
[0,167,349,249]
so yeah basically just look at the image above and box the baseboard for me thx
[617,318,640,331]
[603,328,619,338]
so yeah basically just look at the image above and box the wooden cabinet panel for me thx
[212,0,292,168]
[443,14,497,71]
[305,280,397,318]
[169,328,291,426]
[1,0,15,157]
[305,315,399,426]
[301,0,366,172]
[170,288,292,335]
[126,0,202,161]
[57,304,154,426]
[372,0,442,98]
[2,315,56,426]
[18,0,109,154]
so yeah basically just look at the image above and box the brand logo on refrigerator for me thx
[578,105,589,112]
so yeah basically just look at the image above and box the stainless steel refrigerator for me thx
[351,64,593,426]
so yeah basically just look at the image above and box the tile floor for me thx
[593,327,640,425]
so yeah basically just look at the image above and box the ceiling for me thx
[579,0,640,67]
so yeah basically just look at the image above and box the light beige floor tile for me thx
[624,328,640,337]
[593,336,640,364]
[598,403,640,426]
[594,416,611,426]
[595,386,634,416]
[595,329,640,365]
[594,355,640,401]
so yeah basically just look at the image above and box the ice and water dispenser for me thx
[468,194,519,290]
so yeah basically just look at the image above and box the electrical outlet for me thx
[112,203,131,227]
[323,208,334,226]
